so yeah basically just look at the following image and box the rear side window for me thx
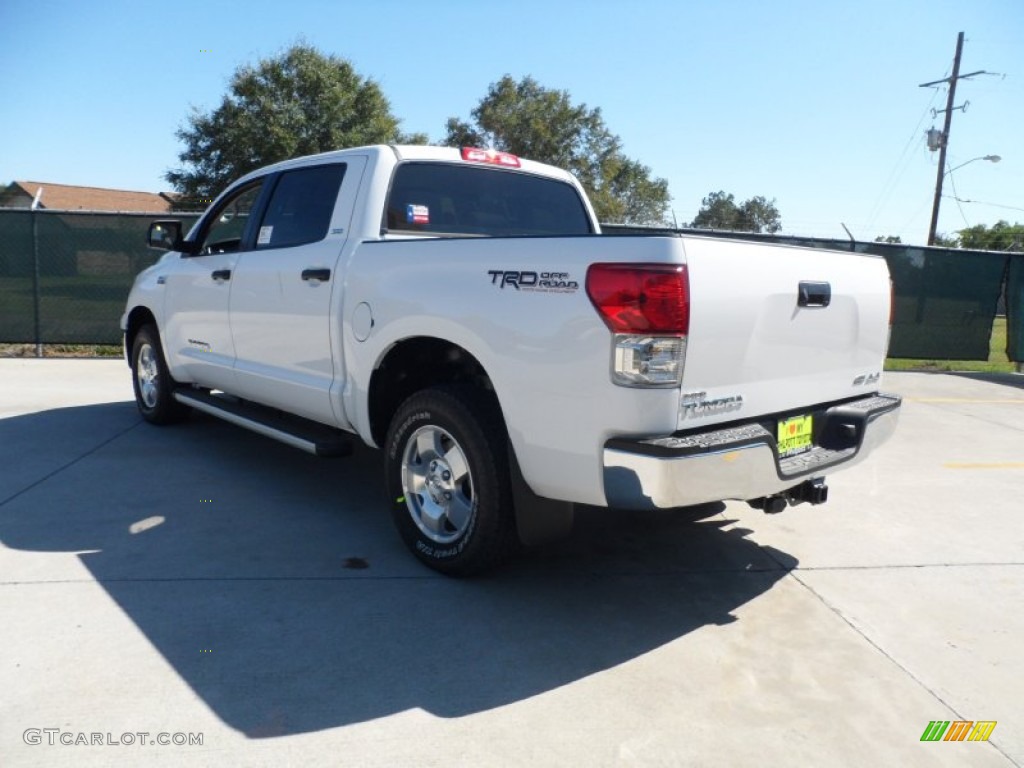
[256,164,346,249]
[385,162,592,236]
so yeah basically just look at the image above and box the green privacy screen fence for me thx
[0,210,199,345]
[1008,256,1024,363]
[0,209,1021,361]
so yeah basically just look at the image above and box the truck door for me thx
[162,180,265,391]
[228,157,365,425]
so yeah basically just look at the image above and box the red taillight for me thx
[586,264,690,334]
[461,147,521,168]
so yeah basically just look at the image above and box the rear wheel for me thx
[131,324,189,425]
[384,386,515,576]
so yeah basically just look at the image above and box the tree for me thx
[957,221,1024,252]
[874,235,902,244]
[690,191,782,233]
[166,44,426,200]
[443,75,670,225]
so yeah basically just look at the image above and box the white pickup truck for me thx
[122,144,900,574]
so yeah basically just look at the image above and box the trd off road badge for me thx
[487,270,579,293]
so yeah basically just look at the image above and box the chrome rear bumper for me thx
[603,393,901,509]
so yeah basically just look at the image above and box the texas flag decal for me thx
[406,204,430,225]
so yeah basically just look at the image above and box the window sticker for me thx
[257,225,273,245]
[406,204,430,225]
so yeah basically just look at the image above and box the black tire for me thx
[384,386,515,576]
[131,324,190,425]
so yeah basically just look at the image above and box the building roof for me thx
[5,181,175,212]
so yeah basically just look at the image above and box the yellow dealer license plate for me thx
[778,414,813,457]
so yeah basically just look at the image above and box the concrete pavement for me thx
[1,360,1021,766]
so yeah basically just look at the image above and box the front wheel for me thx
[131,325,190,425]
[384,386,515,576]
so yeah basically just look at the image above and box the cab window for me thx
[255,164,346,250]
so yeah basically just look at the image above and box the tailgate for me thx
[678,236,891,430]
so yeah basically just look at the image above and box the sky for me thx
[1,0,1021,244]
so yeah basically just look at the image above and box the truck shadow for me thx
[0,402,797,738]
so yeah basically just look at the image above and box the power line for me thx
[896,196,935,238]
[945,168,971,228]
[863,87,943,233]
[944,196,1024,214]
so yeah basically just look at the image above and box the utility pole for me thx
[923,32,964,246]
[920,32,993,245]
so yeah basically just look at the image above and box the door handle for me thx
[211,269,231,281]
[301,268,331,282]
[798,281,831,308]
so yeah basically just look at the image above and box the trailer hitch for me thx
[748,478,829,514]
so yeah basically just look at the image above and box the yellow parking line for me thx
[908,398,1024,404]
[944,462,1024,470]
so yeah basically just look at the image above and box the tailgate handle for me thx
[798,281,831,308]
[301,268,331,282]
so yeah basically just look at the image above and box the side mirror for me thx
[147,220,184,252]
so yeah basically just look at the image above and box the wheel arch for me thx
[371,337,575,554]
[124,306,158,365]
[367,336,501,448]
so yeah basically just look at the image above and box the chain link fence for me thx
[1,209,1021,362]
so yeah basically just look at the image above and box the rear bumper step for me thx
[603,393,901,509]
[173,389,354,457]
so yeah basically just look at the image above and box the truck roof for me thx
[233,144,578,188]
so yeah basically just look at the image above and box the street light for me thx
[946,155,1001,175]
[928,154,1001,245]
